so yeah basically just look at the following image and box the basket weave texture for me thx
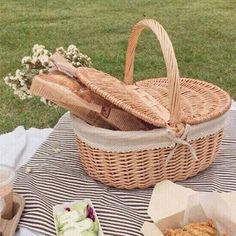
[72,19,231,189]
[77,130,223,189]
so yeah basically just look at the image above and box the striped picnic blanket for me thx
[14,111,236,236]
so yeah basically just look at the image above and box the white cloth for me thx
[0,126,52,236]
[0,100,235,236]
[0,126,52,169]
[16,228,41,236]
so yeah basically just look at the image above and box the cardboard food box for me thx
[142,181,236,236]
[53,199,104,236]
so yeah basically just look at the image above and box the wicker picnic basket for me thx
[71,19,231,189]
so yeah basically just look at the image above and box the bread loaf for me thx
[30,71,150,131]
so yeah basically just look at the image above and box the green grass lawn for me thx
[0,0,235,133]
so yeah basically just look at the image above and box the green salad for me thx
[55,201,99,236]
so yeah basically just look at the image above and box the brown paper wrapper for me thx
[30,71,149,131]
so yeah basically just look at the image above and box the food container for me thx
[53,199,104,236]
[0,165,15,219]
[0,193,25,236]
[141,181,236,236]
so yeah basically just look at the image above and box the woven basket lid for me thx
[77,67,170,127]
[137,78,231,125]
[76,19,231,128]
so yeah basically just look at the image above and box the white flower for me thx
[34,51,41,57]
[40,49,45,54]
[20,95,27,100]
[15,69,21,76]
[39,68,49,73]
[4,76,10,83]
[56,46,65,52]
[21,56,32,64]
[25,64,31,70]
[20,85,28,91]
[38,54,49,64]
[67,44,78,52]
[14,90,19,95]
[12,84,17,90]
[4,43,92,105]
[32,44,45,53]
[72,55,78,60]
[40,97,47,104]
[9,75,15,81]
[20,80,25,86]
[32,56,39,64]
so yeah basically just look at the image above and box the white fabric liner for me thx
[71,111,229,152]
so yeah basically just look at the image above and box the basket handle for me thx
[124,19,181,126]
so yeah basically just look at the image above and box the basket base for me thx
[76,129,224,189]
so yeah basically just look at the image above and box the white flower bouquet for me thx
[3,44,92,105]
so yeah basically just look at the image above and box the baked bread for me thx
[164,219,228,236]
[35,71,114,107]
[30,71,150,131]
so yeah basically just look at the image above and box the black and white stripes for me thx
[14,111,236,236]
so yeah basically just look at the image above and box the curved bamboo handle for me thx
[124,19,181,126]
